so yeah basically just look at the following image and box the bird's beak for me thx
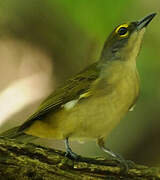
[136,13,156,31]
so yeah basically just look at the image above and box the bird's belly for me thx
[68,86,137,139]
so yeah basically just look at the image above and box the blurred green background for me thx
[0,0,159,167]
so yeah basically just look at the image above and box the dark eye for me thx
[118,27,128,35]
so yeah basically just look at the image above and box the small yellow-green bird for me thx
[2,13,156,162]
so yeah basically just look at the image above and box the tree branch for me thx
[0,137,159,180]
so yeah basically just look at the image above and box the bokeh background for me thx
[0,0,159,167]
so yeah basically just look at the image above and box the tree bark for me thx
[0,137,159,180]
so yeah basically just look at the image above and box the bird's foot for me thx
[111,152,135,173]
[65,148,80,160]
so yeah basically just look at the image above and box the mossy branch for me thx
[0,137,159,180]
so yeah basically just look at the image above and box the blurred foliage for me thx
[0,0,160,167]
[55,0,130,38]
[0,0,98,82]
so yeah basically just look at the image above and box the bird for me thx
[1,13,156,163]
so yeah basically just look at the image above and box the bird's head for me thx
[100,13,156,62]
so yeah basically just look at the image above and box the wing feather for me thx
[19,63,100,131]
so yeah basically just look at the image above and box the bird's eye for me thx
[115,24,129,38]
[118,27,128,36]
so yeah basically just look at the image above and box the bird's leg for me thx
[64,137,80,160]
[97,137,129,171]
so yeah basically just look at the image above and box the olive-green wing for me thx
[19,62,100,131]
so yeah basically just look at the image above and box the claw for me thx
[113,154,129,172]
[65,150,80,160]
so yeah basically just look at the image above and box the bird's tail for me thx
[0,126,37,142]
